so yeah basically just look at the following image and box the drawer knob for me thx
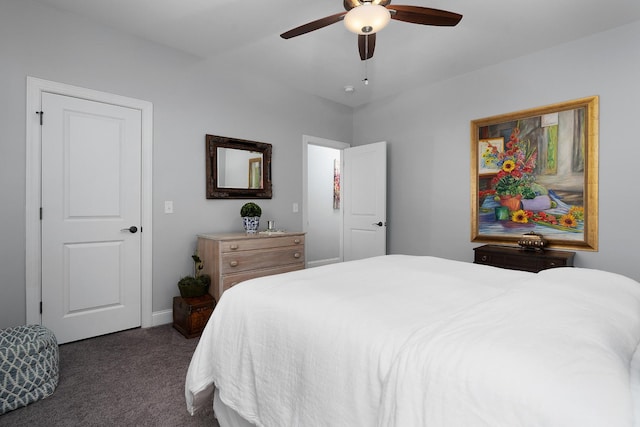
[481,255,488,262]
[230,244,239,250]
[293,239,301,244]
[229,260,239,267]
[293,252,301,259]
[549,261,556,266]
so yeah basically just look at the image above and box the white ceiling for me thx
[35,0,640,108]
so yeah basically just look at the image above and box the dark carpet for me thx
[0,324,219,426]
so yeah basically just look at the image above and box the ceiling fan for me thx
[280,0,462,61]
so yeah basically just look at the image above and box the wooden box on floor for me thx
[172,294,215,338]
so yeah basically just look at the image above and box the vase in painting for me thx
[498,195,522,211]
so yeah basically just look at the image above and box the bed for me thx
[185,255,640,427]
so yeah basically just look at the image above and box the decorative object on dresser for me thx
[197,232,305,302]
[172,294,216,339]
[177,252,211,298]
[240,202,262,234]
[473,244,574,273]
[517,232,548,251]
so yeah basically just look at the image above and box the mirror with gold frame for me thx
[206,134,272,199]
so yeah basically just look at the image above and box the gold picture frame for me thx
[470,96,599,250]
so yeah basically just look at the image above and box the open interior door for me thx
[342,141,387,261]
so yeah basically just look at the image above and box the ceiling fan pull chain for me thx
[363,40,369,85]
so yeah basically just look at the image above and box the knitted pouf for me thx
[0,325,59,414]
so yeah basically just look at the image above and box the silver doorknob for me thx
[121,226,138,233]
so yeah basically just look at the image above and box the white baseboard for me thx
[151,309,173,327]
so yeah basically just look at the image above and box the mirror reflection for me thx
[217,148,263,189]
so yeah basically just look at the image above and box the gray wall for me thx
[353,20,640,282]
[0,0,353,327]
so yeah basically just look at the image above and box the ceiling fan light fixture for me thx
[344,3,391,35]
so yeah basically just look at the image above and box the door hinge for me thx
[40,207,43,220]
[36,111,44,125]
[39,301,43,314]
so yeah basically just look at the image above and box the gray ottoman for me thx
[0,325,59,414]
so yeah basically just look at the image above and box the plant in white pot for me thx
[240,202,262,233]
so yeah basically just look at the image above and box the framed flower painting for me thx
[470,96,599,250]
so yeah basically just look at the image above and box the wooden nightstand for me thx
[473,244,575,273]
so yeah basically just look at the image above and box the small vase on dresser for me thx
[242,216,260,233]
[240,202,262,234]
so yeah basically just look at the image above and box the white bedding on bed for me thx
[185,255,640,427]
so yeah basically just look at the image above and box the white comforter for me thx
[186,255,640,427]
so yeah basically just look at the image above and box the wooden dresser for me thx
[473,244,575,273]
[197,232,305,301]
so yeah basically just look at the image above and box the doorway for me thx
[26,77,153,343]
[303,136,387,267]
[303,136,349,267]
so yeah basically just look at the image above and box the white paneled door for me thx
[343,141,387,261]
[41,93,142,344]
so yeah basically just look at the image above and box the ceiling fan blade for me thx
[280,12,347,39]
[358,33,376,60]
[388,5,462,26]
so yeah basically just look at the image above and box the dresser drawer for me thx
[543,258,569,268]
[221,263,304,293]
[474,252,493,265]
[502,254,542,272]
[221,246,304,274]
[221,235,304,252]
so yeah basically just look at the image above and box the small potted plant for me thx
[177,252,211,298]
[240,202,262,233]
